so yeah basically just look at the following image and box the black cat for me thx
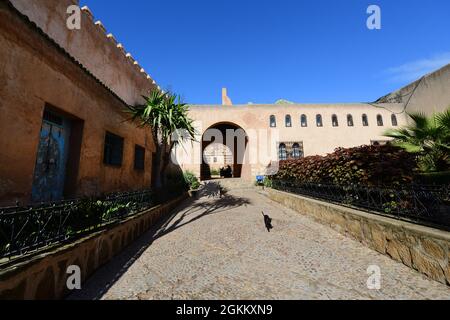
[262,211,273,232]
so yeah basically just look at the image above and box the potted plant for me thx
[183,171,201,197]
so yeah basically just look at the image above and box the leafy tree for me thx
[126,90,196,187]
[384,109,450,172]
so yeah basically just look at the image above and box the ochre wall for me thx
[8,0,158,106]
[0,2,154,205]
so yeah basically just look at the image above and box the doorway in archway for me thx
[200,122,248,181]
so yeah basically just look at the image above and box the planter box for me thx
[0,193,188,300]
[263,188,450,286]
[188,189,199,198]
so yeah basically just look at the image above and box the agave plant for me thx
[384,109,450,172]
[126,90,196,187]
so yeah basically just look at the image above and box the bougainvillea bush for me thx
[269,144,418,186]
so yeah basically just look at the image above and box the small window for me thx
[316,114,323,127]
[301,114,307,127]
[279,143,287,161]
[377,115,384,126]
[270,115,276,128]
[362,114,369,127]
[347,114,354,127]
[391,114,398,126]
[332,114,339,127]
[285,115,292,127]
[134,145,145,171]
[292,143,303,159]
[104,132,124,166]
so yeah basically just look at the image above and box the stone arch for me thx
[200,122,249,181]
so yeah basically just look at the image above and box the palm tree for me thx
[126,90,196,187]
[384,109,450,172]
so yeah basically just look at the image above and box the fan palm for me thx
[126,90,196,187]
[384,109,450,172]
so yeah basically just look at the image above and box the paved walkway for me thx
[69,182,450,300]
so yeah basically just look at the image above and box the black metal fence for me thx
[0,190,156,260]
[270,180,450,230]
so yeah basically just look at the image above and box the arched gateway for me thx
[200,122,249,181]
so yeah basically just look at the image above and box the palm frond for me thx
[385,108,450,172]
[435,108,450,130]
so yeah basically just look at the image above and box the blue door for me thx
[31,110,71,203]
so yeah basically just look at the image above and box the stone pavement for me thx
[69,181,450,300]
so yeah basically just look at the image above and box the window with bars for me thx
[43,109,63,126]
[279,143,287,160]
[292,143,303,159]
[278,142,304,160]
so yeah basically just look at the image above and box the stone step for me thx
[202,178,256,190]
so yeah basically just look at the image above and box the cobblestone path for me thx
[69,182,450,300]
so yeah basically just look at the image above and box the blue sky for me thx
[81,0,450,104]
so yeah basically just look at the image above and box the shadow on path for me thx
[67,181,251,300]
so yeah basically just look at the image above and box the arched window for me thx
[285,115,292,127]
[279,143,287,161]
[362,114,369,127]
[316,114,323,127]
[377,114,384,126]
[270,115,276,128]
[391,114,398,126]
[332,114,339,127]
[301,114,307,127]
[347,114,354,127]
[292,143,303,159]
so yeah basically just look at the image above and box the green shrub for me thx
[165,170,190,195]
[269,144,418,187]
[210,168,220,176]
[263,177,273,188]
[183,171,200,190]
[414,171,450,185]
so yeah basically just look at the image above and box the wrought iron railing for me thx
[270,180,450,230]
[0,190,156,261]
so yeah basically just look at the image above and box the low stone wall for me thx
[0,194,188,300]
[264,188,450,286]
